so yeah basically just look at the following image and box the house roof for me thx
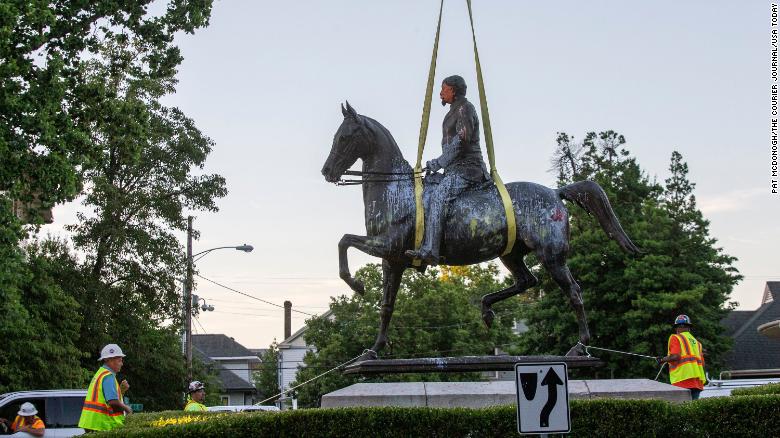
[191,338,256,393]
[192,334,257,358]
[722,282,780,371]
[721,311,753,337]
[217,366,256,392]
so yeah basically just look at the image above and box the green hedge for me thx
[731,382,780,396]
[95,396,780,437]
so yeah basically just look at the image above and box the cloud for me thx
[698,188,765,214]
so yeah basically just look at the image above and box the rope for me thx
[465,0,517,256]
[255,350,371,405]
[578,341,657,360]
[654,362,667,381]
[577,342,668,381]
[410,0,445,267]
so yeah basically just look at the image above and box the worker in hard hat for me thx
[184,381,208,412]
[0,402,45,437]
[78,343,133,431]
[657,315,707,400]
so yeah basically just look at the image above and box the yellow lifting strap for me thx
[413,0,516,264]
[466,0,517,256]
[412,0,444,267]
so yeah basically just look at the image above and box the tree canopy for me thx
[0,1,224,409]
[291,263,526,407]
[518,132,740,379]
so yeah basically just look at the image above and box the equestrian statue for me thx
[321,75,639,360]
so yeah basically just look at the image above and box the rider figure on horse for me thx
[405,75,490,265]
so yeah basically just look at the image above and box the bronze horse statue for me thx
[321,102,638,359]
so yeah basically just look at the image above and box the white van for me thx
[206,405,279,413]
[0,390,86,437]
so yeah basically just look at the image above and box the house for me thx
[277,309,334,394]
[192,334,260,405]
[721,281,780,378]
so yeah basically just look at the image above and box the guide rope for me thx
[576,341,667,381]
[255,350,372,406]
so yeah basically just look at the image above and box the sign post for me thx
[515,362,570,435]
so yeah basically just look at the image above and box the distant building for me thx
[192,334,260,405]
[277,309,334,394]
[721,281,780,378]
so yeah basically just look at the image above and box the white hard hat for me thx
[188,381,205,393]
[98,344,126,361]
[18,402,37,416]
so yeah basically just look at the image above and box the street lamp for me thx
[185,216,253,380]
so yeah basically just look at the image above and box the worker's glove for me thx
[655,356,664,365]
[426,159,442,174]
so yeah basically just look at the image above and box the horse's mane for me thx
[361,116,411,170]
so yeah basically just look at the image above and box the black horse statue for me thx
[321,102,638,359]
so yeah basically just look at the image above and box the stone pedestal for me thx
[320,379,691,408]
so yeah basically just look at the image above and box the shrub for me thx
[730,382,780,396]
[94,396,780,437]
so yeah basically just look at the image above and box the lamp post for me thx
[185,215,253,380]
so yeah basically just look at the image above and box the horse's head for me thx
[322,102,374,183]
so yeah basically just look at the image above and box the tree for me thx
[0,238,88,393]
[291,263,524,407]
[60,31,226,407]
[521,133,740,379]
[1,1,214,225]
[254,340,281,403]
[0,2,222,408]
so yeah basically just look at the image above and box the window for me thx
[0,398,46,434]
[220,396,229,405]
[46,396,84,428]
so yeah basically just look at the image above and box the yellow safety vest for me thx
[668,332,705,385]
[78,367,125,431]
[11,415,44,432]
[184,399,207,412]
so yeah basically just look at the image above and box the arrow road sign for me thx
[515,362,570,434]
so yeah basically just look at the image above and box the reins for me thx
[334,169,426,186]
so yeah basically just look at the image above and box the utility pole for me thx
[185,215,193,381]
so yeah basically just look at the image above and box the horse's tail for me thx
[557,180,640,254]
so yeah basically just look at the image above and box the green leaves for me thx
[522,133,739,378]
[292,263,524,407]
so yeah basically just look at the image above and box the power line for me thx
[196,274,317,317]
[194,316,207,334]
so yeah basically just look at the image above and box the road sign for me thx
[515,362,570,434]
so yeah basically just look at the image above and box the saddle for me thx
[423,172,493,192]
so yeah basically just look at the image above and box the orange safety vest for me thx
[78,367,125,431]
[668,332,705,385]
[10,415,44,432]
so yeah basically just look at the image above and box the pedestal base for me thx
[320,379,691,408]
[342,355,604,375]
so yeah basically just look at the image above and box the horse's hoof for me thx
[349,279,365,296]
[482,309,496,328]
[565,343,586,357]
[355,349,378,363]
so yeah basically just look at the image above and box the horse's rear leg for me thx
[338,234,389,295]
[364,260,403,359]
[481,250,537,328]
[543,259,590,356]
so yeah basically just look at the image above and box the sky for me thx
[46,1,779,350]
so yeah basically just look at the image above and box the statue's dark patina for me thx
[321,102,639,360]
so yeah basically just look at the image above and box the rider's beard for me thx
[441,99,446,106]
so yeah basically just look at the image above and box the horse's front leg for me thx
[338,234,390,295]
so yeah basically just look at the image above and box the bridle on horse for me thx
[334,168,426,186]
